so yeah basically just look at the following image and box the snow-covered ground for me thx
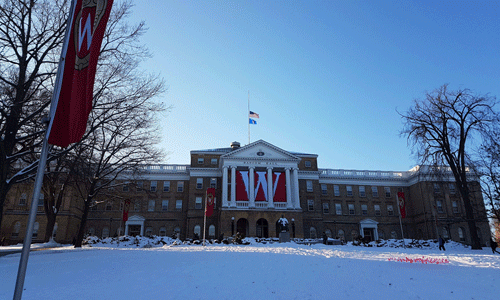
[1,237,499,300]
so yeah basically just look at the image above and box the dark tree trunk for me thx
[74,198,91,248]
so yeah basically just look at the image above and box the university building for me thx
[1,140,491,246]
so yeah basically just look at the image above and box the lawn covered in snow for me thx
[1,237,499,300]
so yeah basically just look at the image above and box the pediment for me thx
[128,215,145,221]
[359,218,378,225]
[221,140,300,161]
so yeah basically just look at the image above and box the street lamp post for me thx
[231,217,235,236]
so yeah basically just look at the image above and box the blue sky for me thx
[128,0,500,171]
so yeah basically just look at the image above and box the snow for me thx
[1,237,499,300]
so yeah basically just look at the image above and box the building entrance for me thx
[129,225,141,237]
[363,228,374,242]
[256,219,269,238]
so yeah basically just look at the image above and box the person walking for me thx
[490,238,499,254]
[438,236,446,251]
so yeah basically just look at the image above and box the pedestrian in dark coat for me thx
[490,238,500,254]
[323,232,328,245]
[438,236,446,251]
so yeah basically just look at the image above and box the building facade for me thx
[1,140,491,246]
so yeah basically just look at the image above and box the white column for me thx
[125,223,129,235]
[222,166,228,207]
[267,167,274,208]
[249,167,255,208]
[285,167,292,209]
[293,167,301,209]
[230,166,236,207]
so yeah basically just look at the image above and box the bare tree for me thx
[0,0,69,228]
[477,131,500,224]
[400,84,497,249]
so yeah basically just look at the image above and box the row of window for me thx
[433,183,457,194]
[10,221,40,239]
[312,183,400,198]
[197,158,219,165]
[101,197,219,212]
[436,200,460,214]
[309,200,396,216]
[308,228,399,240]
[123,178,218,193]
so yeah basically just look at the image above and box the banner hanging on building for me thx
[235,170,286,202]
[397,192,406,218]
[48,0,114,147]
[122,199,131,222]
[205,188,215,217]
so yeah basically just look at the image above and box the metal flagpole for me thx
[13,1,78,299]
[203,193,207,246]
[396,193,406,248]
[248,91,250,144]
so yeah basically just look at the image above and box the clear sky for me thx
[127,0,500,171]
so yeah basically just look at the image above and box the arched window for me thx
[310,227,317,239]
[32,222,39,239]
[145,227,153,237]
[102,227,110,238]
[391,231,398,239]
[209,225,215,237]
[12,221,21,238]
[378,230,385,240]
[337,229,345,240]
[159,227,167,236]
[351,230,358,241]
[458,227,465,242]
[442,227,449,239]
[325,229,332,238]
[194,225,201,239]
[88,227,95,236]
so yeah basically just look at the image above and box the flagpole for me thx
[248,91,250,144]
[203,193,207,246]
[13,1,78,299]
[396,193,406,248]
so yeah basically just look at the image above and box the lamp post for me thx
[231,217,235,236]
[291,218,295,238]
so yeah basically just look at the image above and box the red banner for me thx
[205,188,215,217]
[236,170,287,202]
[397,192,406,218]
[122,199,130,222]
[48,0,114,147]
[273,172,286,202]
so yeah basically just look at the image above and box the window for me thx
[159,227,167,236]
[348,204,355,215]
[209,225,215,237]
[38,194,44,207]
[198,158,204,164]
[105,202,112,211]
[145,227,153,237]
[335,203,342,215]
[120,201,124,211]
[19,193,27,206]
[321,184,327,195]
[210,178,217,189]
[308,199,314,211]
[150,181,157,192]
[196,178,203,189]
[436,200,444,213]
[374,204,381,216]
[134,201,141,211]
[452,201,459,213]
[177,181,184,192]
[322,202,329,214]
[384,187,391,198]
[310,227,317,239]
[194,225,201,238]
[305,160,312,168]
[174,227,181,238]
[449,183,456,194]
[334,185,340,197]
[337,229,345,240]
[306,180,313,192]
[122,184,129,192]
[211,158,218,165]
[371,186,379,198]
[433,183,440,194]
[163,181,170,192]
[458,227,465,242]
[442,227,449,239]
[195,197,203,209]
[88,227,95,236]
[387,205,394,216]
[148,200,155,211]
[11,221,21,238]
[391,231,398,239]
[32,222,39,239]
[378,230,385,239]
[359,186,366,197]
[325,229,332,238]
[102,227,110,238]
[162,200,169,211]
[176,200,182,210]
[346,186,353,197]
[361,204,368,215]
[136,181,143,191]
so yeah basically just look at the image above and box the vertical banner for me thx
[122,199,130,222]
[205,188,215,217]
[48,0,114,147]
[397,192,406,218]
[273,172,286,202]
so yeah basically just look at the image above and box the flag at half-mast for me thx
[205,188,215,217]
[397,192,406,218]
[47,0,114,147]
[249,111,259,118]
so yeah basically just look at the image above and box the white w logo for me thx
[78,14,93,51]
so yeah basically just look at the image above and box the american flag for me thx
[249,111,259,118]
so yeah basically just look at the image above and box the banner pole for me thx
[396,193,406,247]
[248,91,250,144]
[203,193,207,246]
